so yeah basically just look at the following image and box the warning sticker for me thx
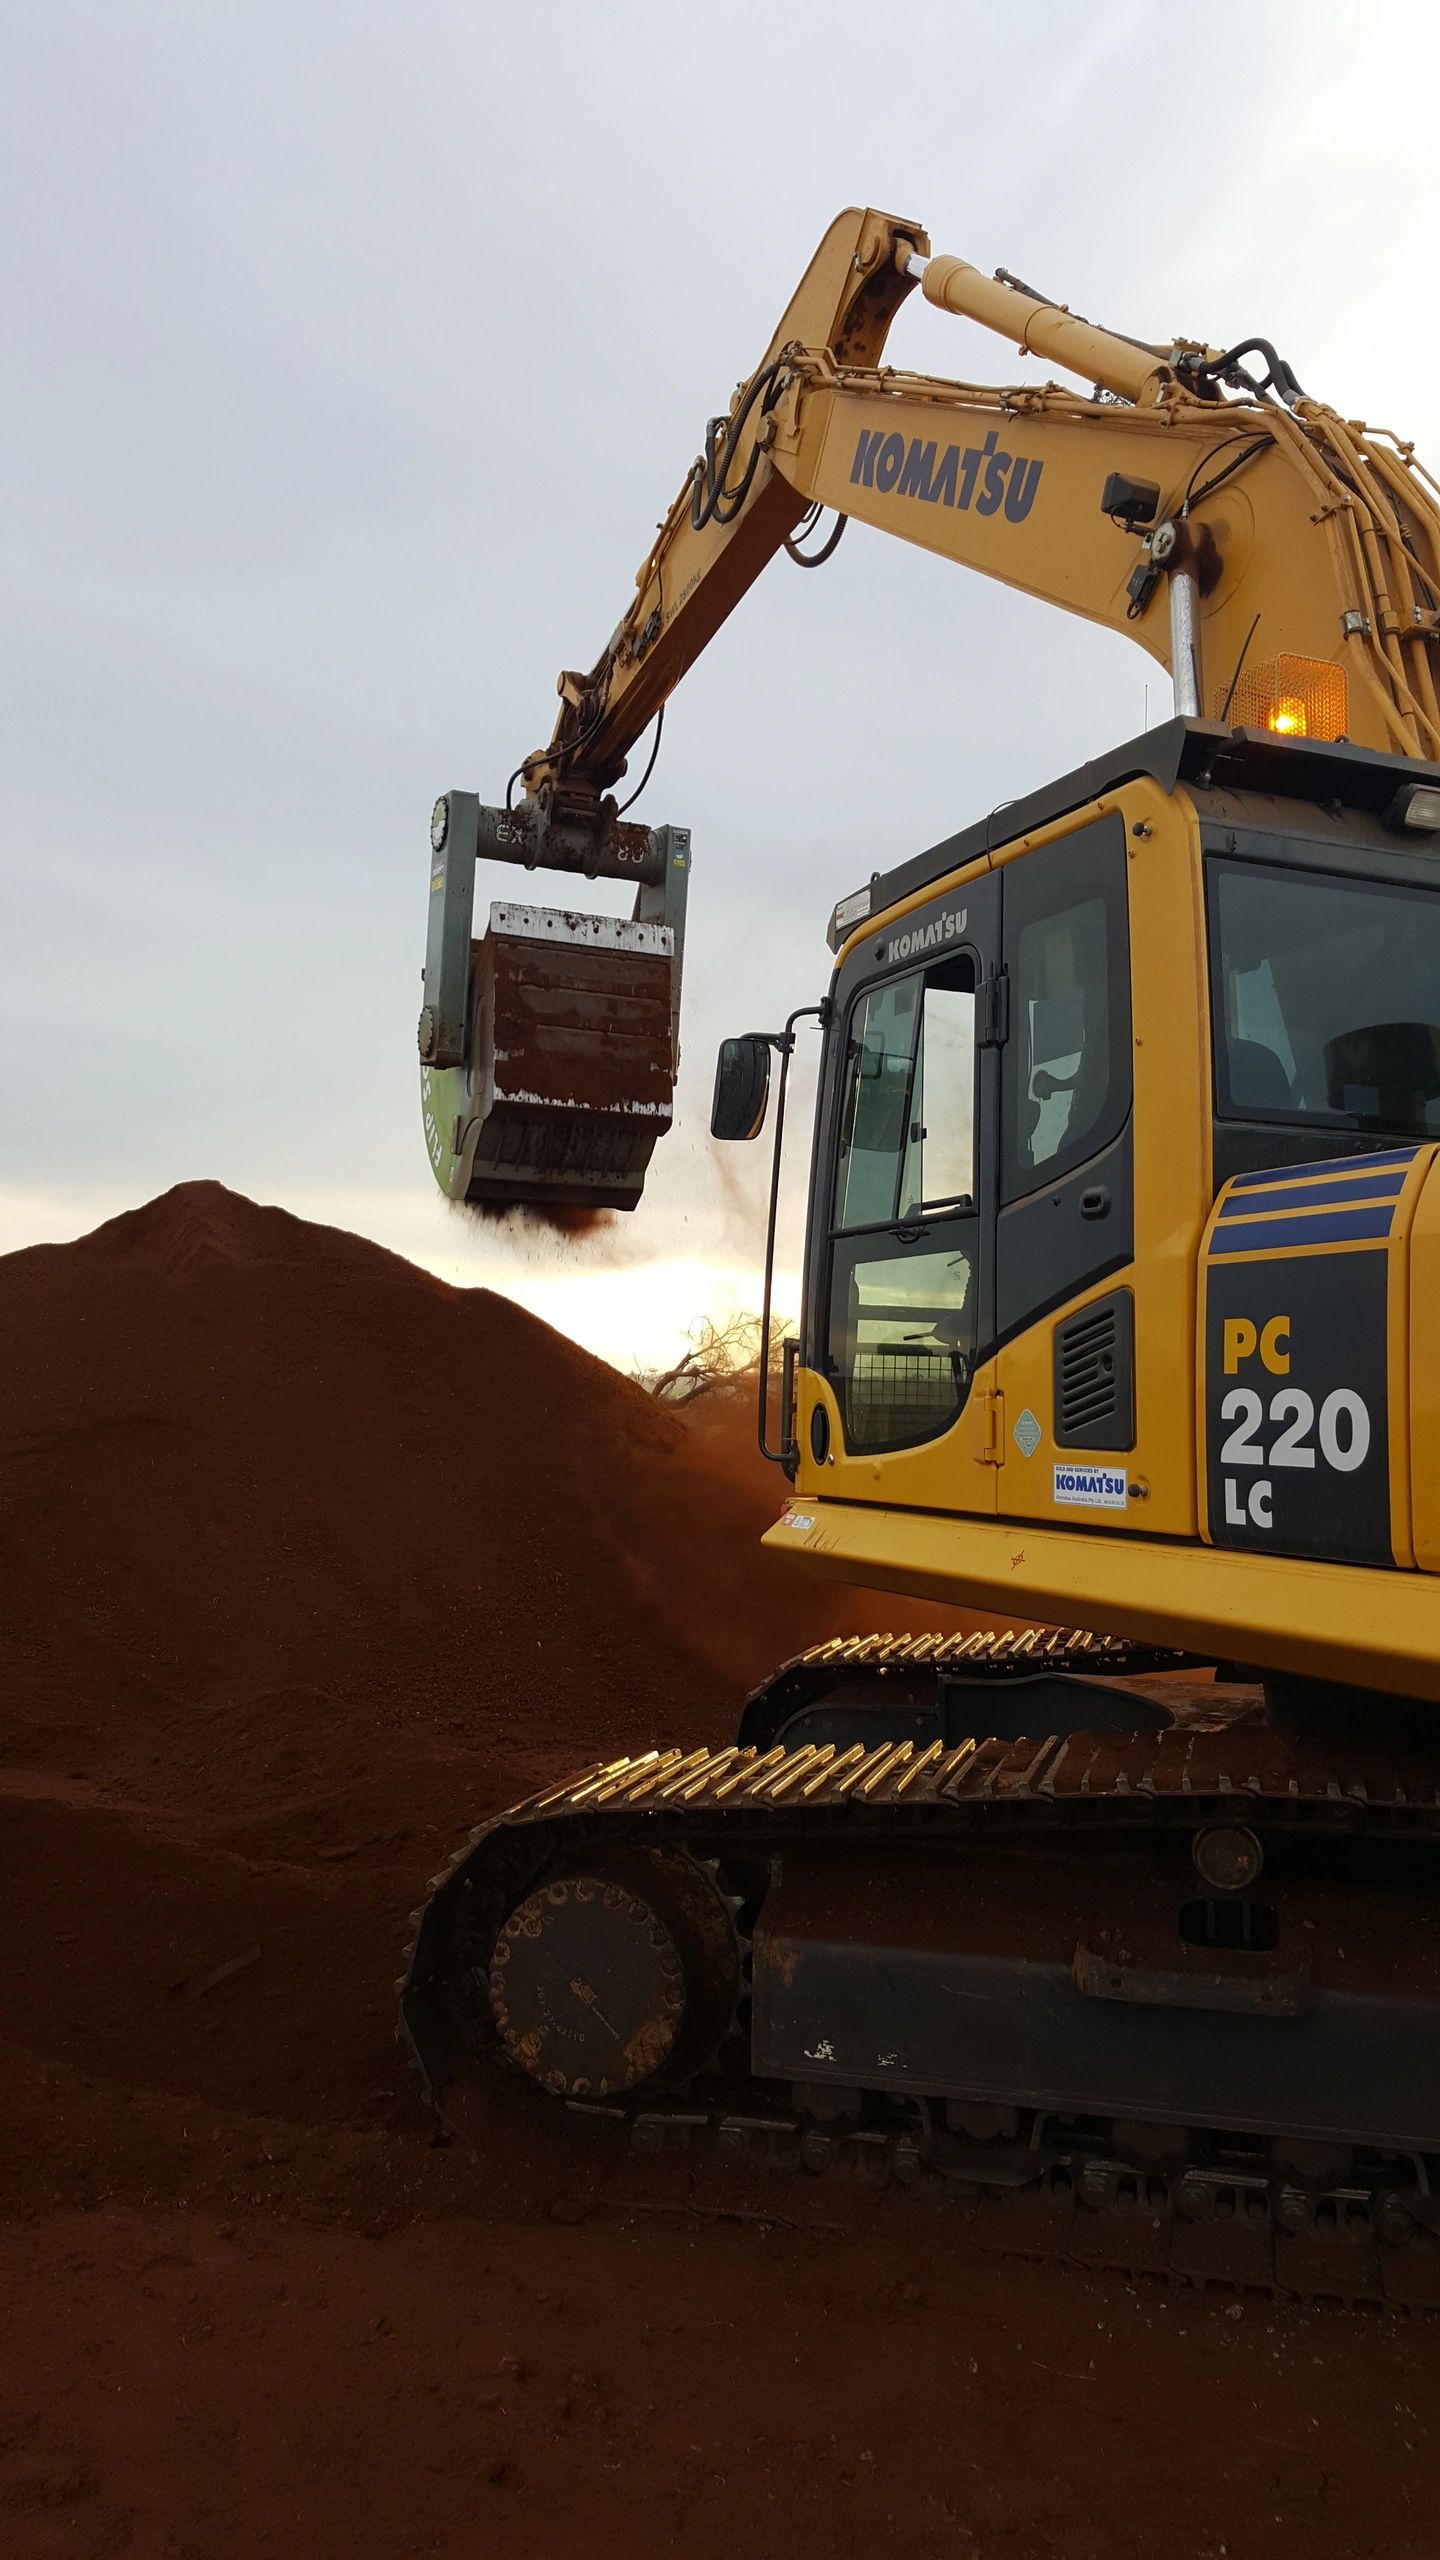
[1053,1463,1128,1511]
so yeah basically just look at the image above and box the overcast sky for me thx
[6,0,1439,1364]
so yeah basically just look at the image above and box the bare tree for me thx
[638,1309,786,1405]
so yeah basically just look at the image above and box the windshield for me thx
[1209,858,1440,1141]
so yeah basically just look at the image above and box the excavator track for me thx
[737,1626,1195,1749]
[401,1711,1440,2310]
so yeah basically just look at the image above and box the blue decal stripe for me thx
[1218,1177,1408,1219]
[1210,1207,1395,1256]
[1224,1163,1411,1196]
[1226,1148,1417,1190]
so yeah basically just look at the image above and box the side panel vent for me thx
[1053,1288,1135,1451]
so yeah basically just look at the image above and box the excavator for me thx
[406,209,1440,2302]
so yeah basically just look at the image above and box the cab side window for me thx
[833,963,976,1231]
[827,953,980,1452]
[1002,825,1131,1200]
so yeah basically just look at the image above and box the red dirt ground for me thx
[3,1183,1438,2559]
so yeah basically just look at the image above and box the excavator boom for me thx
[421,208,1440,1212]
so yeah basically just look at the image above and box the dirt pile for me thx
[0,1180,898,1827]
[0,1181,933,2175]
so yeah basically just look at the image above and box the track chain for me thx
[737,1627,1197,1746]
[571,2088,1440,2310]
[401,1717,1440,2311]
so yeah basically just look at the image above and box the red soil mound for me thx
[0,1182,939,2159]
[0,1181,907,1829]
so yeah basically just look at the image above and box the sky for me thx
[6,0,1440,1368]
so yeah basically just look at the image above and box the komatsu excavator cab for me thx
[716,719,1440,1705]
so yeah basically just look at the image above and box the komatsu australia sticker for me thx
[1053,1462,1128,1510]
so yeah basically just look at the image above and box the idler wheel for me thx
[488,1847,738,2100]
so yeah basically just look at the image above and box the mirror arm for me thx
[758,1003,828,1472]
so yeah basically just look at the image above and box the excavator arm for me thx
[519,207,931,819]
[421,208,1440,1211]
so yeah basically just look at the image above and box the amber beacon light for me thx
[1221,653,1349,742]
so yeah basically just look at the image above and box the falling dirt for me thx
[455,1194,619,1238]
[3,1182,1438,2559]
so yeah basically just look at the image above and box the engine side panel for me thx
[1197,1148,1432,1569]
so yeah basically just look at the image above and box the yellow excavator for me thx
[407,210,1440,2302]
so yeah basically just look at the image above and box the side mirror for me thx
[711,1034,772,1141]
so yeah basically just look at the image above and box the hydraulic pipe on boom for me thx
[904,250,1178,407]
[903,247,1209,717]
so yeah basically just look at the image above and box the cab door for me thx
[989,813,1138,1524]
[802,870,1003,1518]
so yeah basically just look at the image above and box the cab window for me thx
[827,955,979,1452]
[1210,857,1440,1137]
[1002,824,1132,1199]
